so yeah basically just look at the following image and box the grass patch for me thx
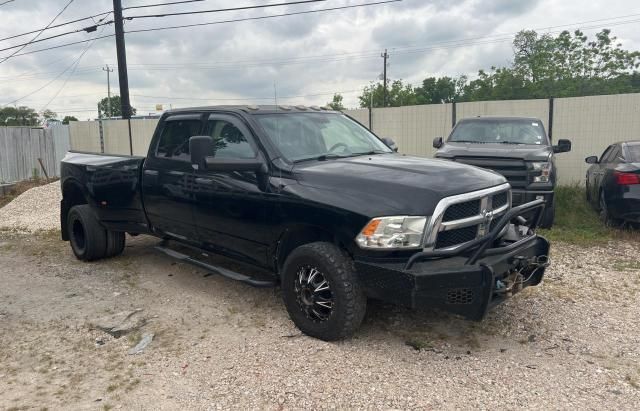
[613,260,640,271]
[538,185,639,246]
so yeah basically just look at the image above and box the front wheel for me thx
[282,242,367,341]
[539,198,555,229]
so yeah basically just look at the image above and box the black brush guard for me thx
[354,199,550,320]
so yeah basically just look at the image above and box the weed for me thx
[539,185,639,246]
[613,260,640,271]
[405,337,434,351]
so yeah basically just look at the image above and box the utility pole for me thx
[381,49,388,107]
[102,64,113,118]
[113,0,131,120]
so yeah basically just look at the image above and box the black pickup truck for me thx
[60,106,550,341]
[433,117,572,228]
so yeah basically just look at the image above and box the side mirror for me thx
[553,139,572,153]
[205,156,267,173]
[381,137,398,152]
[585,155,598,164]
[433,137,443,149]
[189,135,214,169]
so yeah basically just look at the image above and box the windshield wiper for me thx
[293,153,345,163]
[451,140,485,144]
[497,141,525,145]
[349,150,388,156]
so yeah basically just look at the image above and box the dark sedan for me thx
[586,141,640,226]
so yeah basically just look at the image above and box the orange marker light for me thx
[361,219,381,237]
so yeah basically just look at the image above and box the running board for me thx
[154,245,277,288]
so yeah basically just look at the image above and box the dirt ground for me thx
[0,231,639,410]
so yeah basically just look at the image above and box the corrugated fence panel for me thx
[130,119,159,156]
[69,121,101,153]
[0,127,59,182]
[371,104,452,157]
[457,99,550,131]
[51,124,70,176]
[345,109,370,129]
[103,120,132,155]
[553,93,640,185]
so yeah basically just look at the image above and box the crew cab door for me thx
[142,114,204,240]
[192,113,275,267]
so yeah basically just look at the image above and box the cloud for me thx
[0,0,638,115]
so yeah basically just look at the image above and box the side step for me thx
[154,245,277,288]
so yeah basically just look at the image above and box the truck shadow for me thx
[122,235,549,352]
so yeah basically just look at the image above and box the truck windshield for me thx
[256,113,392,162]
[449,119,548,145]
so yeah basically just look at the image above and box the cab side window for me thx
[156,119,202,161]
[205,119,256,159]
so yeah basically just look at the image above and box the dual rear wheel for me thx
[67,205,125,261]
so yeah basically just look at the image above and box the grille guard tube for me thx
[405,199,546,270]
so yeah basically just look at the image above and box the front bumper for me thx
[511,188,553,206]
[354,200,550,320]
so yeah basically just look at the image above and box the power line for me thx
[123,0,209,10]
[39,25,108,112]
[125,0,328,20]
[0,11,111,43]
[125,0,401,34]
[0,20,114,53]
[5,34,115,59]
[0,0,398,59]
[2,32,107,106]
[0,0,15,7]
[0,0,75,64]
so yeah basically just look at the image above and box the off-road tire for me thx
[282,242,367,341]
[67,205,108,261]
[106,231,126,258]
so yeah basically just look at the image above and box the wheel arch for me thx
[274,224,351,277]
[61,179,89,240]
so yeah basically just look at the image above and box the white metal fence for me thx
[64,93,640,185]
[0,126,70,183]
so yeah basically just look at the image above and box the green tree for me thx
[41,109,57,121]
[0,106,40,126]
[358,80,418,108]
[97,95,137,118]
[327,93,345,111]
[415,76,467,104]
[62,115,78,124]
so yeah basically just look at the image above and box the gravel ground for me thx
[0,232,639,409]
[1,184,640,409]
[0,181,61,232]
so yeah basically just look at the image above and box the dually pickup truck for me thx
[61,106,551,341]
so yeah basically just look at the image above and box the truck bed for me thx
[60,152,149,233]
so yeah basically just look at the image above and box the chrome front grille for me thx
[423,183,512,251]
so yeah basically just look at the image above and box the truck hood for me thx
[436,142,552,162]
[289,153,506,217]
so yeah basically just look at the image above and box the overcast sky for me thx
[0,0,638,120]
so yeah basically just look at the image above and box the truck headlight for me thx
[356,216,427,249]
[532,162,552,183]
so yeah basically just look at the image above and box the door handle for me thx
[144,169,159,176]
[195,177,214,185]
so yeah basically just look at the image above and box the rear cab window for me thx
[155,115,203,161]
